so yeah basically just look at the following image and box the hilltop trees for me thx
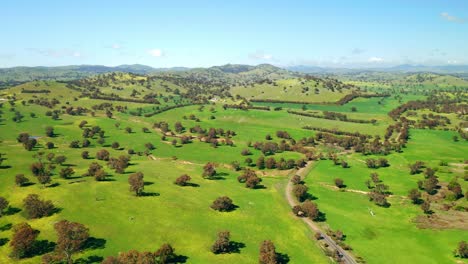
[9,223,39,259]
[292,200,322,221]
[128,172,144,196]
[293,184,309,202]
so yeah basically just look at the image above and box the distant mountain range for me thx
[1,63,468,84]
[286,64,468,74]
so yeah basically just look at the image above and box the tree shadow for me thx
[48,183,60,188]
[141,192,160,197]
[277,252,290,264]
[172,254,189,263]
[74,255,104,264]
[315,212,327,222]
[20,182,36,187]
[28,240,56,257]
[0,237,9,247]
[0,223,12,232]
[185,183,200,187]
[5,207,21,216]
[305,193,318,201]
[253,185,267,190]
[228,241,246,253]
[83,237,107,250]
[0,165,12,169]
[144,181,154,186]
[206,175,226,180]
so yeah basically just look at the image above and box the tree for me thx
[81,151,89,159]
[128,172,144,196]
[291,175,302,185]
[155,243,176,263]
[9,223,39,259]
[111,142,120,150]
[24,138,37,151]
[202,162,216,179]
[421,200,431,214]
[15,174,30,187]
[54,155,67,165]
[54,220,90,264]
[69,140,80,148]
[45,126,54,137]
[211,231,231,254]
[0,196,8,216]
[23,194,55,219]
[211,196,235,212]
[408,188,422,204]
[334,178,345,188]
[59,167,75,179]
[259,240,278,264]
[301,200,320,221]
[293,184,308,202]
[174,174,191,186]
[17,132,30,144]
[37,174,52,187]
[125,127,132,133]
[96,149,110,161]
[455,241,468,258]
[256,156,265,169]
[46,142,55,149]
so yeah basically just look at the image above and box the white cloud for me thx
[72,52,82,57]
[112,44,121,49]
[441,12,465,24]
[249,51,274,60]
[368,57,384,63]
[148,49,163,57]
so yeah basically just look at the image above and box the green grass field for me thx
[0,74,467,264]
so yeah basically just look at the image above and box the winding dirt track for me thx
[285,162,358,264]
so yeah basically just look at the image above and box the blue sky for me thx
[0,0,467,68]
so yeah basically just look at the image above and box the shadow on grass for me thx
[48,183,60,188]
[0,238,9,246]
[0,165,12,169]
[141,192,160,197]
[277,252,290,264]
[5,207,21,216]
[144,181,154,186]
[26,240,56,258]
[75,255,104,264]
[171,254,189,263]
[228,241,246,253]
[83,237,106,250]
[0,223,12,232]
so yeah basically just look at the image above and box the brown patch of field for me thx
[413,211,468,230]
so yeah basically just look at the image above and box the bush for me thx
[211,196,235,212]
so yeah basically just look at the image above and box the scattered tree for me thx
[54,220,90,264]
[23,194,55,219]
[211,231,231,254]
[211,196,235,212]
[128,172,144,196]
